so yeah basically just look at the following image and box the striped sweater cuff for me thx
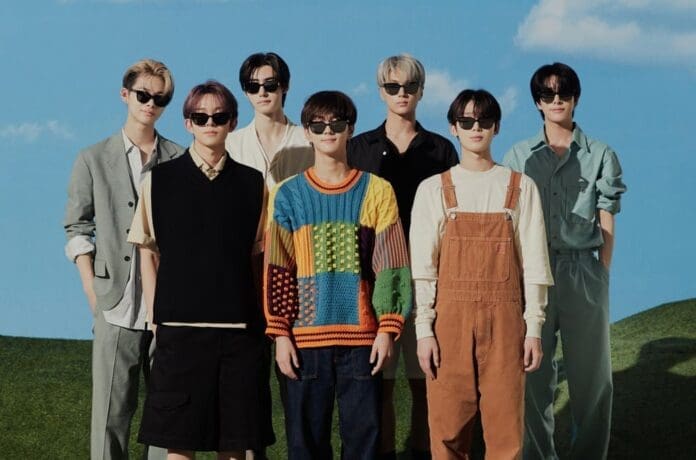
[378,313,405,339]
[266,318,291,339]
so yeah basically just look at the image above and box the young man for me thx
[128,80,274,459]
[347,54,458,460]
[264,91,412,459]
[226,52,314,188]
[503,63,626,460]
[412,89,554,459]
[63,58,184,460]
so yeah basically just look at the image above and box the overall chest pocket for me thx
[446,236,511,282]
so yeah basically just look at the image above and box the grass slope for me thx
[1,299,694,459]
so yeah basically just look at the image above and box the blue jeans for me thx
[285,346,380,460]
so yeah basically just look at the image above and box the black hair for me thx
[239,52,291,106]
[530,62,581,119]
[301,91,357,127]
[447,89,502,133]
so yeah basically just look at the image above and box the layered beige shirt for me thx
[410,164,554,339]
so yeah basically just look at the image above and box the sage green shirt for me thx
[503,125,626,251]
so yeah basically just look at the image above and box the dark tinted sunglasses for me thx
[539,90,574,104]
[456,116,496,130]
[131,89,171,108]
[307,120,349,135]
[189,112,232,127]
[244,80,280,94]
[382,81,420,96]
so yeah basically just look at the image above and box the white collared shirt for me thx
[225,118,314,189]
[65,130,159,329]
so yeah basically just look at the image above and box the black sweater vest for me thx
[151,151,264,324]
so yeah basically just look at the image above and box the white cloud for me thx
[352,82,370,96]
[0,121,74,143]
[516,0,696,66]
[422,70,469,113]
[497,86,518,118]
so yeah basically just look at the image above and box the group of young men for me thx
[64,53,626,460]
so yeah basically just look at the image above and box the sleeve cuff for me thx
[265,318,291,339]
[415,322,434,340]
[65,235,95,262]
[525,320,544,339]
[378,314,405,339]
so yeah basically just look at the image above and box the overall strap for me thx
[504,171,522,210]
[441,170,458,209]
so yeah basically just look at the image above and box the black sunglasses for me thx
[456,116,496,130]
[382,81,421,96]
[244,80,280,94]
[307,120,349,135]
[189,112,232,127]
[539,90,574,104]
[131,89,171,108]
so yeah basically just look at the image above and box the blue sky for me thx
[1,0,694,339]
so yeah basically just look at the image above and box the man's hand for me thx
[275,336,300,380]
[417,336,440,380]
[524,337,543,372]
[370,332,394,375]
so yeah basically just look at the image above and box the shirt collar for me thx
[529,123,587,153]
[121,129,160,157]
[188,143,227,179]
[368,120,428,148]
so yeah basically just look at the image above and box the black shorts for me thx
[138,326,274,452]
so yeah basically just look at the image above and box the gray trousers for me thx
[523,251,613,460]
[91,312,166,460]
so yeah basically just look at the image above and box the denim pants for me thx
[285,346,380,460]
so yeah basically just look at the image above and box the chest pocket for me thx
[446,236,511,282]
[565,177,596,223]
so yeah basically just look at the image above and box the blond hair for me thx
[376,54,425,88]
[122,58,174,97]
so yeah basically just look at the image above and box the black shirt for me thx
[348,121,459,234]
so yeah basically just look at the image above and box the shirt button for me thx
[128,201,134,207]
[124,255,131,261]
[382,150,387,156]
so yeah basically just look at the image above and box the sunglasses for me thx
[131,89,171,108]
[456,116,496,130]
[189,112,232,127]
[244,80,280,94]
[539,90,574,104]
[307,120,349,135]
[382,82,421,96]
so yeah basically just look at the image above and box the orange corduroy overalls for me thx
[427,169,526,460]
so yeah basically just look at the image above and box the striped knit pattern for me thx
[264,168,412,348]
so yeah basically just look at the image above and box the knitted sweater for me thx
[264,167,412,348]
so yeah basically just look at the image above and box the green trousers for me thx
[524,250,613,460]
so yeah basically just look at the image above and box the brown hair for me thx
[182,80,238,122]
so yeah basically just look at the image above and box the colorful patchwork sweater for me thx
[264,167,413,348]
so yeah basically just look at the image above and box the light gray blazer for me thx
[63,132,184,311]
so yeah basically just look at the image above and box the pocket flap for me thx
[146,391,190,410]
[93,258,109,278]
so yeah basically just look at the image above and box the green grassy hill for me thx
[1,299,694,459]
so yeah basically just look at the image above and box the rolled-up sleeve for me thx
[596,147,626,214]
[63,153,96,261]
